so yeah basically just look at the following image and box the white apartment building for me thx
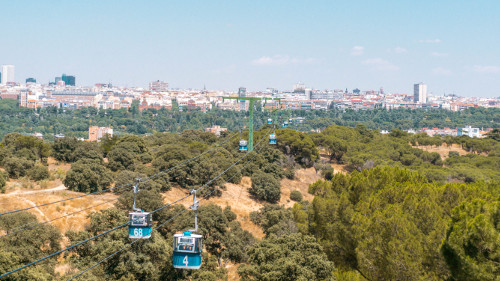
[414,83,427,103]
[1,65,15,85]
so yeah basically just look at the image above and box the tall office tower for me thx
[414,82,427,103]
[1,65,15,85]
[62,74,76,86]
[238,87,246,111]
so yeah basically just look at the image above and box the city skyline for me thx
[1,0,499,97]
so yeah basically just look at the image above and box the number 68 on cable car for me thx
[128,212,152,239]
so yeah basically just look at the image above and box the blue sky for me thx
[1,0,499,97]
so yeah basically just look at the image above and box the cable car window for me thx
[131,214,147,226]
[179,237,194,244]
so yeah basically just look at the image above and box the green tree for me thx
[28,165,50,181]
[52,137,79,162]
[249,171,281,203]
[0,212,62,280]
[63,159,113,193]
[441,199,500,281]
[290,190,303,202]
[238,233,335,281]
[2,156,35,178]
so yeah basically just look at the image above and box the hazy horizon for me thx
[1,0,499,97]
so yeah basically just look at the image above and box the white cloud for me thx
[418,39,441,43]
[251,55,317,66]
[432,67,452,76]
[394,47,407,54]
[350,46,364,56]
[431,52,448,57]
[362,58,399,71]
[472,65,500,74]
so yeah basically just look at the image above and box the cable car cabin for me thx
[267,118,273,125]
[282,121,289,128]
[239,140,248,151]
[173,232,203,269]
[128,212,152,239]
[269,134,277,144]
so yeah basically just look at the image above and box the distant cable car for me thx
[269,134,277,144]
[267,118,273,125]
[239,140,248,151]
[129,211,152,239]
[282,121,289,128]
[173,189,202,269]
[129,180,152,239]
[173,231,203,269]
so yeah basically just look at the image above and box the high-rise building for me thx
[414,83,427,103]
[62,74,76,86]
[238,87,246,111]
[1,65,15,85]
[149,80,169,91]
[26,77,36,83]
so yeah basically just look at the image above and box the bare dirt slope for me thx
[0,188,117,234]
[414,144,468,159]
[162,167,322,239]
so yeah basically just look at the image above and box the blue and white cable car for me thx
[129,211,152,239]
[239,140,248,151]
[269,134,277,144]
[129,180,152,239]
[267,118,273,125]
[173,189,203,269]
[173,231,203,269]
[282,121,289,128]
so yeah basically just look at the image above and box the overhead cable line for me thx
[68,130,269,280]
[0,132,239,217]
[0,129,269,279]
[1,132,239,236]
[0,199,117,238]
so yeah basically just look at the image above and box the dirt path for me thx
[11,195,50,221]
[1,184,66,196]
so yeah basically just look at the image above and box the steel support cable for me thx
[1,130,268,279]
[0,192,194,279]
[0,132,239,217]
[195,128,271,194]
[67,208,190,280]
[0,221,130,279]
[1,132,239,235]
[0,199,117,239]
[68,133,268,280]
[139,132,240,183]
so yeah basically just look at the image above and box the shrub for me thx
[284,167,295,179]
[321,166,335,180]
[249,171,281,203]
[63,159,113,193]
[0,175,5,193]
[448,151,460,157]
[290,190,303,202]
[28,165,50,181]
[2,156,35,179]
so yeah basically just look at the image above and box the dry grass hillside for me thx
[0,161,325,281]
[1,165,323,239]
[413,143,468,159]
[162,167,322,240]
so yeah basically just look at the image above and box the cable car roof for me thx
[174,233,202,238]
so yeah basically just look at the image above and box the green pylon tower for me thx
[222,96,280,151]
